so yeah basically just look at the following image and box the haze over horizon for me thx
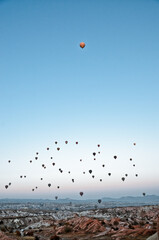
[0,0,159,199]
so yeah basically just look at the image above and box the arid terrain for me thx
[0,201,159,240]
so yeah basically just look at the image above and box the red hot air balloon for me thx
[76,141,78,144]
[80,42,85,48]
[65,141,68,144]
[79,191,83,196]
[97,144,100,147]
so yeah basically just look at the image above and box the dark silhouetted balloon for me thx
[36,152,39,155]
[8,160,11,163]
[121,177,125,181]
[100,179,102,182]
[72,179,74,183]
[9,182,11,186]
[93,152,96,156]
[133,143,136,146]
[98,199,102,204]
[55,196,58,200]
[135,174,138,177]
[57,186,60,189]
[57,147,60,151]
[65,141,68,144]
[40,178,43,180]
[130,158,132,161]
[47,147,49,150]
[48,183,51,187]
[97,144,100,147]
[83,172,85,174]
[94,158,96,160]
[30,160,32,163]
[114,156,117,159]
[76,141,78,144]
[55,141,58,144]
[89,170,92,174]
[52,163,55,166]
[5,185,8,189]
[92,175,95,178]
[143,192,146,196]
[35,157,38,160]
[125,174,128,177]
[102,164,105,167]
[32,189,34,191]
[133,164,135,167]
[79,191,83,196]
[108,173,111,176]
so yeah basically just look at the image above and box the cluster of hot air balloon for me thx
[3,138,144,201]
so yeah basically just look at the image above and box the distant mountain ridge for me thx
[0,195,159,205]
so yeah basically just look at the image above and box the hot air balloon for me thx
[89,170,92,174]
[143,192,146,196]
[130,158,132,161]
[57,147,60,151]
[55,141,58,144]
[76,141,78,144]
[102,164,105,167]
[8,183,11,186]
[97,144,100,147]
[121,177,125,181]
[114,156,117,159]
[36,152,39,155]
[93,152,96,156]
[80,42,85,48]
[30,160,32,163]
[135,174,138,177]
[42,164,45,167]
[32,189,34,191]
[100,179,102,182]
[24,176,26,178]
[92,175,95,178]
[98,152,100,154]
[65,141,68,144]
[35,186,38,189]
[108,173,111,176]
[55,196,58,200]
[94,158,96,160]
[98,199,102,204]
[40,178,43,180]
[20,176,23,178]
[52,163,55,166]
[57,186,60,189]
[8,160,11,163]
[79,191,83,196]
[5,185,8,189]
[48,183,51,187]
[83,172,85,174]
[68,171,71,174]
[35,157,38,160]
[80,159,82,162]
[72,179,74,183]
[133,164,135,167]
[133,143,136,146]
[125,174,128,177]
[51,157,53,159]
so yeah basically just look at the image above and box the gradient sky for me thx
[0,0,159,199]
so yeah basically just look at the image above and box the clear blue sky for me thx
[0,0,159,199]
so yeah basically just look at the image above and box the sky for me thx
[0,0,159,199]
